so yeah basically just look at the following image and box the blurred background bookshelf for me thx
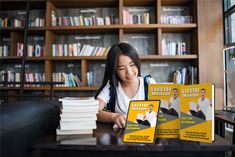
[0,0,224,108]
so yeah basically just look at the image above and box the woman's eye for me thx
[118,68,124,71]
[130,64,135,67]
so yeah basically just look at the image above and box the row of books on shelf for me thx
[161,39,187,55]
[57,97,99,135]
[0,18,44,28]
[173,66,197,85]
[28,18,45,27]
[53,72,82,87]
[161,6,192,24]
[0,71,45,87]
[0,71,19,86]
[17,42,44,57]
[2,42,191,57]
[51,11,118,27]
[160,15,192,24]
[0,45,9,57]
[52,43,110,57]
[123,10,150,25]
[0,18,24,27]
[0,66,197,88]
[0,16,193,28]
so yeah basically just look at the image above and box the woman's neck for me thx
[121,77,140,99]
[121,77,139,88]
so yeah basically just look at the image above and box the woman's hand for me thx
[112,113,126,128]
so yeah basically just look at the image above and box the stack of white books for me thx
[57,97,99,135]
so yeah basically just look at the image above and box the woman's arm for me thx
[97,98,126,128]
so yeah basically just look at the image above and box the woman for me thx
[95,43,155,128]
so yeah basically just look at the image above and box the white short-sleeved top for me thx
[97,77,145,115]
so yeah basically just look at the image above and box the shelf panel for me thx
[54,86,99,91]
[123,0,156,6]
[0,56,22,60]
[46,24,197,34]
[50,0,119,8]
[0,56,47,62]
[0,86,99,91]
[0,27,24,32]
[160,24,197,32]
[0,55,197,61]
[26,57,47,61]
[28,27,46,31]
[48,55,197,61]
[23,87,50,90]
[28,27,46,35]
[161,0,193,6]
[122,24,158,33]
[47,25,120,34]
[0,87,20,90]
[121,24,158,28]
[0,57,47,61]
[49,56,106,60]
[140,54,198,60]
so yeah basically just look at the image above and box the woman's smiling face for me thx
[116,54,139,84]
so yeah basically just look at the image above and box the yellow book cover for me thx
[123,100,160,144]
[148,84,181,138]
[180,83,214,143]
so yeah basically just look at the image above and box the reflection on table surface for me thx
[33,122,235,152]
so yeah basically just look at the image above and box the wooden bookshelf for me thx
[0,0,224,104]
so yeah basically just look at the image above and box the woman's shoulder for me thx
[102,80,111,90]
[138,77,144,81]
[138,77,144,85]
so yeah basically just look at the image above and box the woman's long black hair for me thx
[95,43,141,112]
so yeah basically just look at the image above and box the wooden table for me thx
[215,110,235,157]
[215,110,235,143]
[31,122,235,157]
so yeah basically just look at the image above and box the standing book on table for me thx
[180,83,214,143]
[148,84,181,138]
[123,100,160,144]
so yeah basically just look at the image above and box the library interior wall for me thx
[198,0,224,109]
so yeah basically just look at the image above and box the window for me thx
[231,13,235,42]
[224,0,235,11]
[224,0,235,45]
